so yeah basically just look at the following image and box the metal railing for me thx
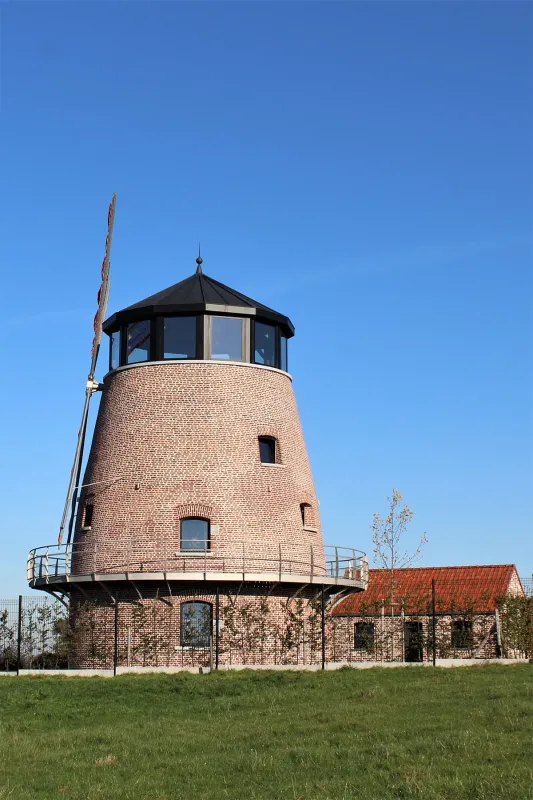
[27,541,369,587]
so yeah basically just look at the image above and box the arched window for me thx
[258,436,277,464]
[180,518,210,551]
[180,602,212,647]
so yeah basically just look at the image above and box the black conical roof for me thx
[103,271,294,336]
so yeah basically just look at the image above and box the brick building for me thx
[329,564,525,663]
[28,258,368,667]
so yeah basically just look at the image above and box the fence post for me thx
[114,592,119,676]
[215,585,220,670]
[431,579,437,667]
[321,585,326,670]
[16,595,23,676]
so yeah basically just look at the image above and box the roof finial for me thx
[196,242,203,274]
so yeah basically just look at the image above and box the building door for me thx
[404,621,423,662]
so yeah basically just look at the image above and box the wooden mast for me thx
[58,194,117,546]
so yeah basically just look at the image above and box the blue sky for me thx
[0,2,531,596]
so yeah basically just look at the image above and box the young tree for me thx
[371,488,427,660]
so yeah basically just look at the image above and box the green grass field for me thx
[0,665,532,800]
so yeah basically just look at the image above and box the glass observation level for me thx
[104,263,294,373]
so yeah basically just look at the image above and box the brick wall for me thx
[69,586,327,668]
[72,361,325,575]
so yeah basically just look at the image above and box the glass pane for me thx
[259,437,276,464]
[254,322,276,366]
[280,336,288,371]
[355,623,375,649]
[110,331,120,369]
[210,317,243,360]
[181,602,212,647]
[181,518,209,551]
[164,316,196,359]
[127,321,151,363]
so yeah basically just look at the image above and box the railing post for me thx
[321,585,326,671]
[310,545,314,581]
[431,579,437,667]
[278,543,282,582]
[335,547,339,580]
[16,595,23,676]
[114,592,120,676]
[215,585,220,671]
[45,549,49,582]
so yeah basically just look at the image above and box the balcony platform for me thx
[27,542,369,595]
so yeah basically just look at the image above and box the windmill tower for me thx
[28,219,368,667]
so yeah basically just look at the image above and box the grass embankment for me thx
[0,665,532,800]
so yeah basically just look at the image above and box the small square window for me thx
[451,620,473,649]
[259,437,276,464]
[354,622,375,650]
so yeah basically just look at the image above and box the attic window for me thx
[259,436,276,464]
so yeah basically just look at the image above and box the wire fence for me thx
[2,576,532,672]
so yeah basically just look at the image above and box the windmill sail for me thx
[58,194,117,546]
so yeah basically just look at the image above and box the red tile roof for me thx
[333,565,521,616]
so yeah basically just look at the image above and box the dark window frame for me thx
[258,436,277,464]
[300,503,311,526]
[280,334,288,372]
[83,502,94,529]
[125,319,152,365]
[180,601,213,647]
[158,314,200,361]
[208,315,247,362]
[108,315,291,369]
[354,622,375,650]
[252,320,278,368]
[109,330,121,371]
[180,517,211,552]
[451,619,473,649]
